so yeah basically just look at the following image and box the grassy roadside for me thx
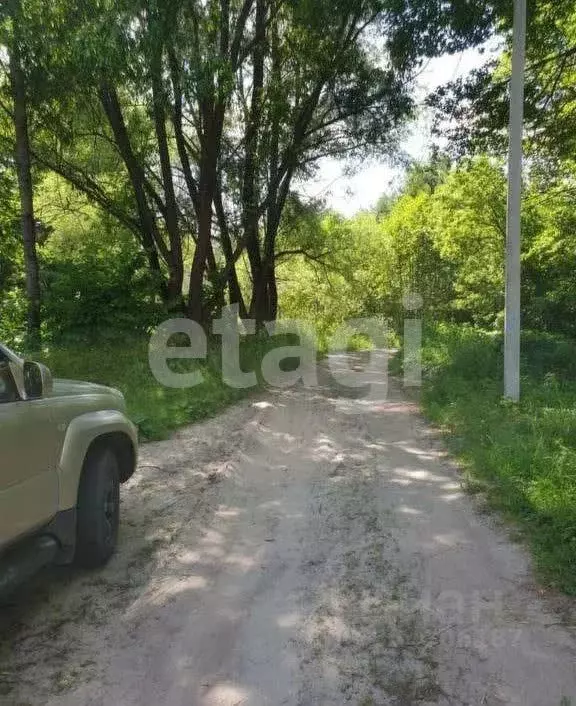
[31,334,291,441]
[396,324,576,595]
[26,324,387,441]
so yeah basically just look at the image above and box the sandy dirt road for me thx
[1,355,576,706]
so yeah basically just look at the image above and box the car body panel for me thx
[0,470,59,550]
[58,410,138,509]
[0,343,138,554]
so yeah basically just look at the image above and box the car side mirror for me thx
[23,362,53,400]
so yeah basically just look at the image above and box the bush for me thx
[41,253,164,343]
[0,287,27,349]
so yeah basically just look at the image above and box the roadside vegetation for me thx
[397,325,576,595]
[32,335,290,440]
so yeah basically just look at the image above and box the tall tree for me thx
[428,0,576,165]
[0,0,498,330]
[6,0,41,345]
[221,0,496,325]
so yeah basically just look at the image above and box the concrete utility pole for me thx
[504,0,527,402]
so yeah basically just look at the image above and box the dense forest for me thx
[1,0,575,348]
[0,0,500,346]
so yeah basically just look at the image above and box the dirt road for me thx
[2,355,576,706]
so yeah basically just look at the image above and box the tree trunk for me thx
[187,110,220,324]
[214,186,248,318]
[269,265,278,320]
[242,0,267,324]
[99,82,172,303]
[9,0,41,346]
[251,67,326,325]
[251,158,294,325]
[168,48,200,219]
[151,47,184,308]
[187,169,213,324]
[250,259,274,325]
[186,0,233,325]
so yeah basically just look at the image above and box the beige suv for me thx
[0,342,137,596]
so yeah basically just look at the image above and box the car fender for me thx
[58,410,138,510]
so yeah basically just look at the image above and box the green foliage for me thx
[431,158,506,326]
[0,164,26,347]
[400,324,576,595]
[403,152,451,196]
[381,191,454,325]
[279,152,576,351]
[41,255,160,342]
[278,158,503,336]
[277,214,354,345]
[429,1,576,166]
[0,166,19,292]
[522,179,576,337]
[0,162,26,343]
[35,177,166,342]
[277,210,399,346]
[29,332,299,441]
[0,287,27,348]
[1,0,504,330]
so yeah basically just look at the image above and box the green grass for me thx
[30,333,294,441]
[398,323,576,595]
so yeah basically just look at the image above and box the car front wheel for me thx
[75,447,120,568]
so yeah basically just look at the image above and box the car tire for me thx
[75,447,120,568]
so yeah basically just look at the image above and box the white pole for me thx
[504,0,527,402]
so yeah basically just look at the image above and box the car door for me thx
[0,358,60,551]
